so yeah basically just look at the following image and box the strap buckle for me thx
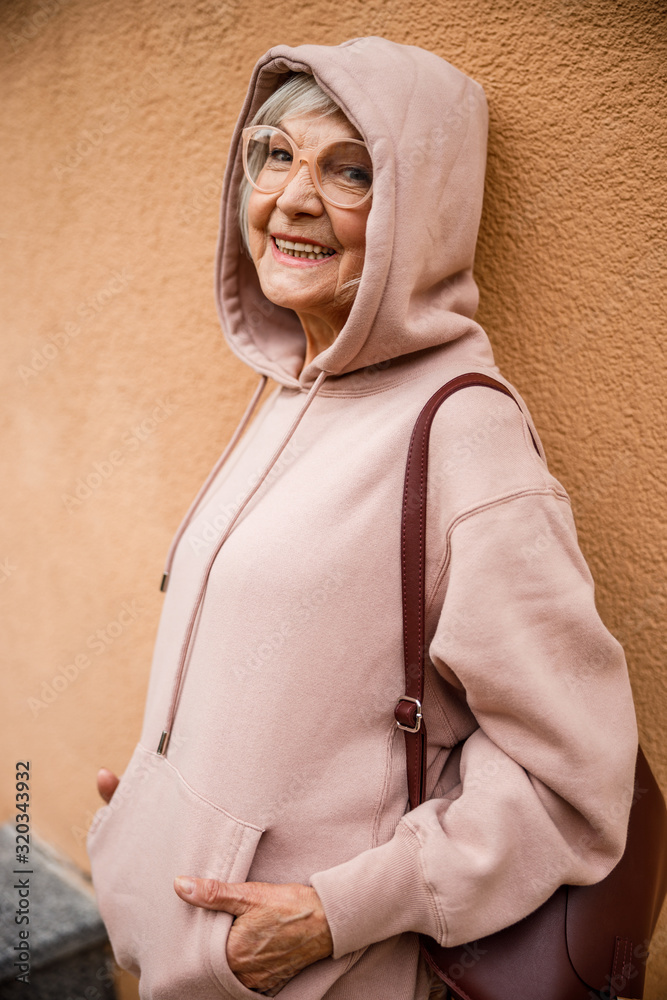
[395,696,423,733]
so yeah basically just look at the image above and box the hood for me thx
[215,36,492,390]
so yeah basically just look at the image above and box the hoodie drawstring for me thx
[157,369,329,755]
[159,375,269,594]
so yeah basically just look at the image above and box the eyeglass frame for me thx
[241,124,373,210]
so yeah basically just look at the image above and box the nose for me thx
[275,159,324,216]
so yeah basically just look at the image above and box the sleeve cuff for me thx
[309,821,443,959]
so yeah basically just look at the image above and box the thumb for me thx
[97,768,119,804]
[173,877,255,914]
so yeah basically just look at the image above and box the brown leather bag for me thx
[394,373,667,1000]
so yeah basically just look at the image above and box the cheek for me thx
[332,211,368,264]
[247,191,272,258]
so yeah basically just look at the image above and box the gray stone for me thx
[0,944,117,999]
[0,823,114,998]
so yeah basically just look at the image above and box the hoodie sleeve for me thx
[309,485,639,958]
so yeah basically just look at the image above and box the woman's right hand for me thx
[97,768,119,803]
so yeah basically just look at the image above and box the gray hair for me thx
[237,73,342,256]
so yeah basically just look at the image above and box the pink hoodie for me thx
[87,37,638,1000]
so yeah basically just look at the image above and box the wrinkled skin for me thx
[247,110,370,369]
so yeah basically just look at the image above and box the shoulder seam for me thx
[425,487,571,614]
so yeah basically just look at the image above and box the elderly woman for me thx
[88,37,638,1000]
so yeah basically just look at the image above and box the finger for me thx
[173,877,255,914]
[96,768,119,804]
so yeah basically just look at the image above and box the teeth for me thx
[273,237,335,260]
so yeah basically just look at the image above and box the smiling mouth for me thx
[272,236,336,260]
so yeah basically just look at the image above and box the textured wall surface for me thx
[1,0,665,996]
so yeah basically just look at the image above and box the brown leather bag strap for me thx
[394,372,540,810]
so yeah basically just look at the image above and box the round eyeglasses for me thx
[241,125,373,209]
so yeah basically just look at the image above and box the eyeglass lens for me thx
[245,127,372,206]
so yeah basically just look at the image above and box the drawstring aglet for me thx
[157,730,170,755]
[160,573,169,593]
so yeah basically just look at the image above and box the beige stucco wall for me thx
[2,0,665,996]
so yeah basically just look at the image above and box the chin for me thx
[258,274,326,313]
[268,291,323,315]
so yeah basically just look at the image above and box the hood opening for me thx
[215,37,492,391]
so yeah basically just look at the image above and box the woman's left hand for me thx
[173,877,334,995]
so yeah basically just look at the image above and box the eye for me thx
[317,142,373,195]
[341,165,372,185]
[267,144,293,166]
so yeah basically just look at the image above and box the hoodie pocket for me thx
[87,743,263,1000]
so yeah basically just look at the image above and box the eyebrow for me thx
[277,121,364,144]
[277,122,297,140]
[277,123,322,146]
